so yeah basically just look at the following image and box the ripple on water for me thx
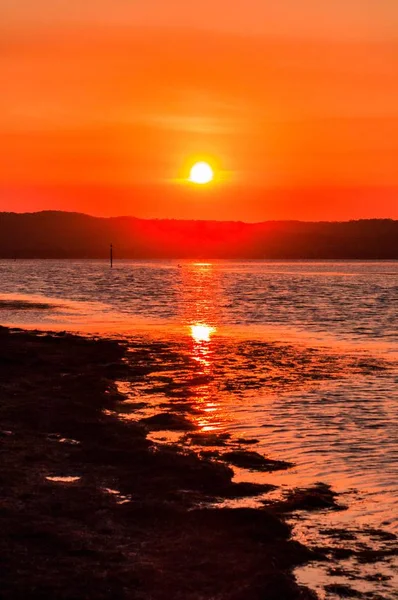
[1,260,397,599]
[113,334,398,600]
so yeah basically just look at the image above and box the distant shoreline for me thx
[2,256,397,261]
[1,212,397,259]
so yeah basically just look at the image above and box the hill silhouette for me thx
[0,211,397,259]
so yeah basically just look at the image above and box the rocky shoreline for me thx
[2,326,396,599]
[0,325,330,600]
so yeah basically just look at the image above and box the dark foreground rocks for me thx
[0,326,317,600]
[220,449,293,472]
[270,483,346,513]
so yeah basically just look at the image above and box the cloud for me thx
[2,1,398,41]
[147,114,244,134]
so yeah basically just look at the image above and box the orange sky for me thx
[1,1,397,220]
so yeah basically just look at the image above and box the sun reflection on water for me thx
[190,324,216,343]
[189,321,222,433]
[178,262,229,434]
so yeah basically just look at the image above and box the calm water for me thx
[1,259,397,598]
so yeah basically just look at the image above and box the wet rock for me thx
[356,548,398,564]
[184,431,231,446]
[364,528,397,542]
[327,566,356,578]
[139,412,196,431]
[199,449,221,459]
[236,437,259,445]
[223,481,277,498]
[363,573,392,582]
[330,547,358,560]
[321,527,357,541]
[272,483,345,513]
[324,584,362,598]
[221,450,293,472]
[119,401,148,411]
[158,402,200,414]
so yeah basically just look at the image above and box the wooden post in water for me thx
[110,243,113,268]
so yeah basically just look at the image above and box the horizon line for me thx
[2,210,397,226]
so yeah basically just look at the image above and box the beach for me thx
[0,325,324,600]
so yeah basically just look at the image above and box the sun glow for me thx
[189,162,214,185]
[190,324,216,343]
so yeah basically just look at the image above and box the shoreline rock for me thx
[0,325,317,600]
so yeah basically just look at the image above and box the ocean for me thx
[0,259,397,598]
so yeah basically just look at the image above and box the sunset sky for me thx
[1,1,397,221]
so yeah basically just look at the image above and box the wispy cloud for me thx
[147,114,244,134]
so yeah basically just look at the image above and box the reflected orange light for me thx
[178,263,230,434]
[190,324,216,343]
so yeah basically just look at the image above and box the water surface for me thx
[1,259,397,598]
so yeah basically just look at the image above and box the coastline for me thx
[0,325,319,600]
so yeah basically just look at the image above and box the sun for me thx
[189,162,214,185]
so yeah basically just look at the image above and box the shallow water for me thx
[0,259,397,598]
